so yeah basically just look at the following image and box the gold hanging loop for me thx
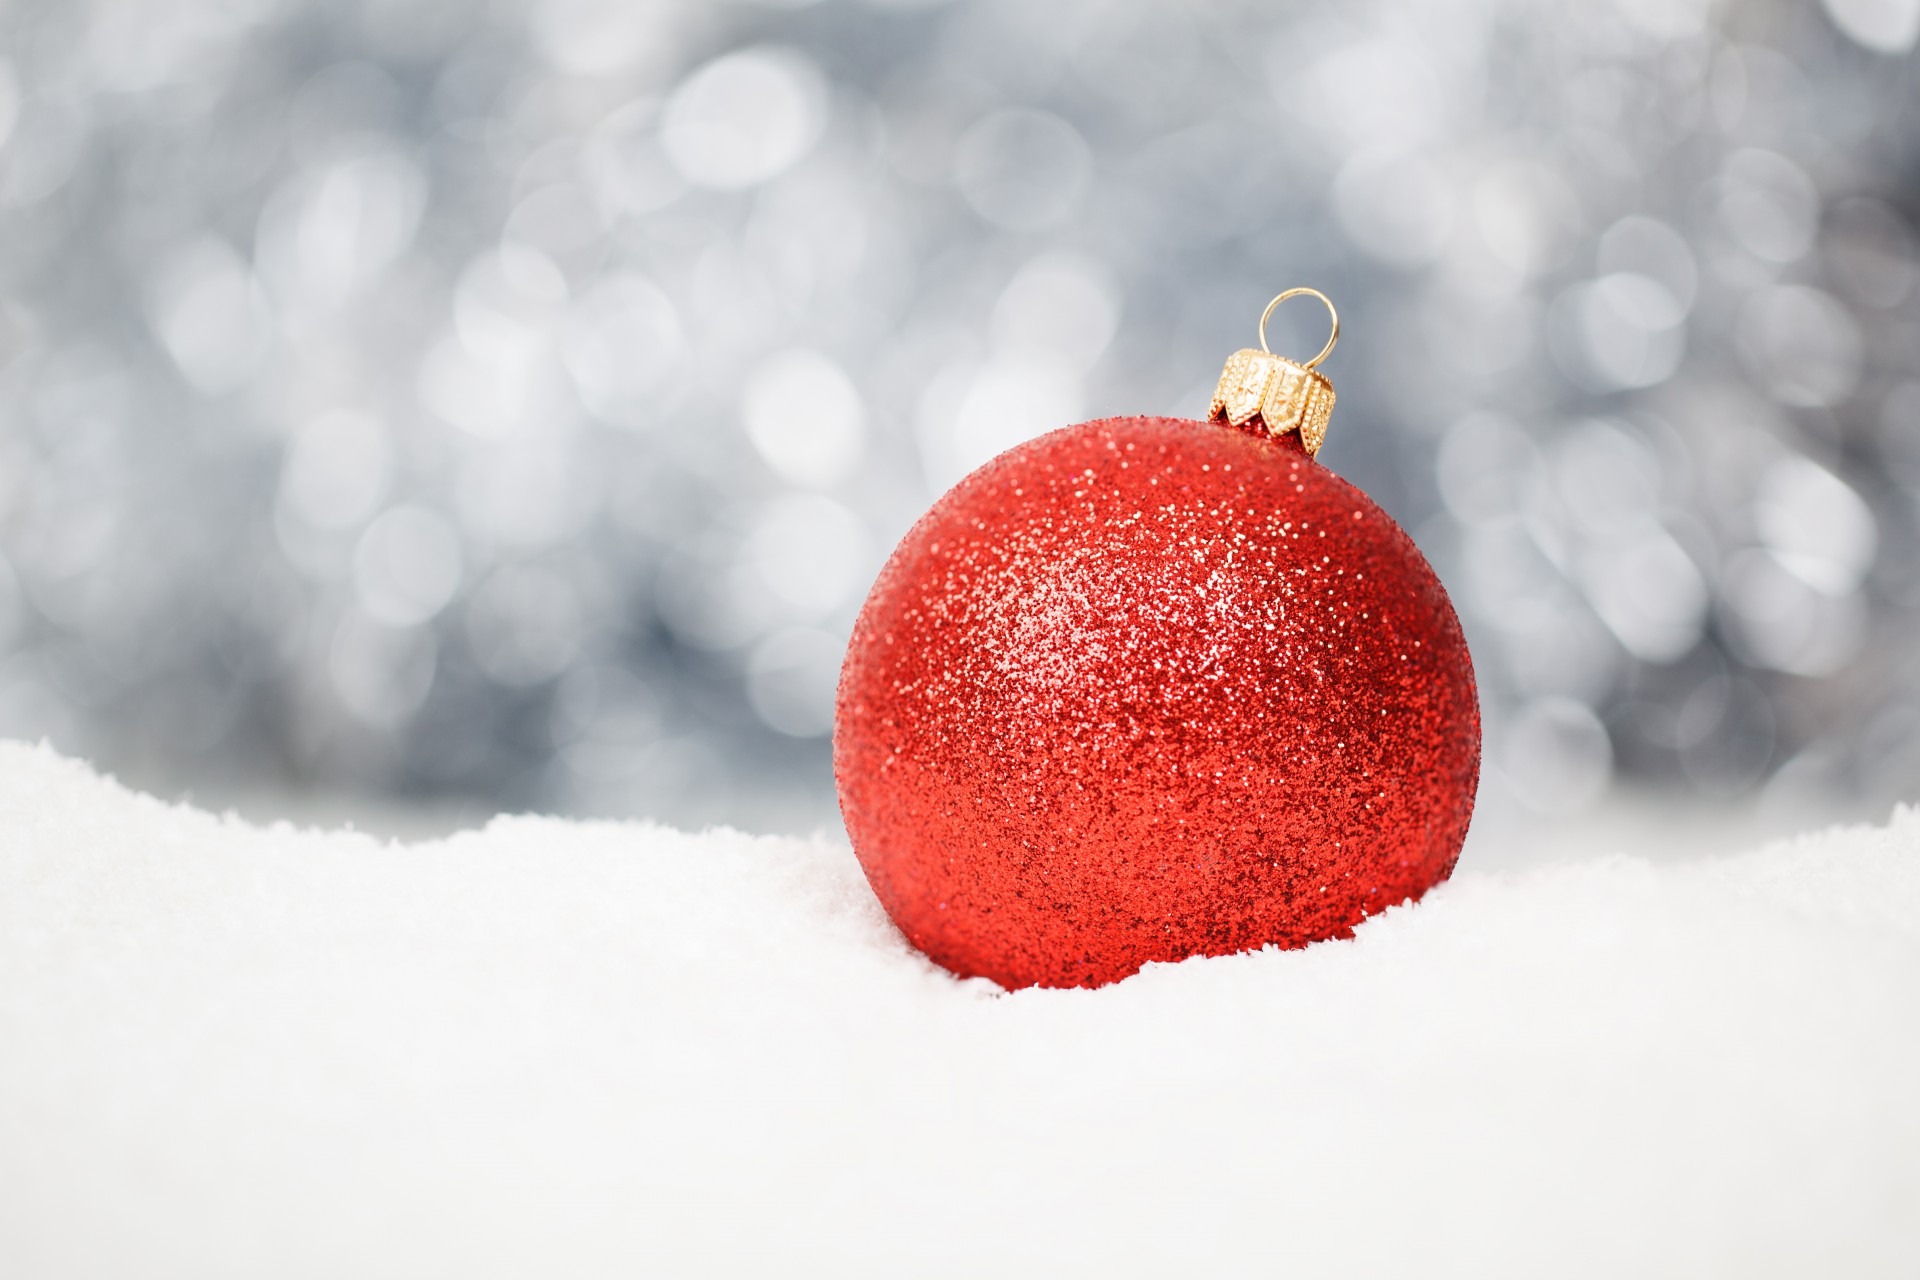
[1257,287,1339,370]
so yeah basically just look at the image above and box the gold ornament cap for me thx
[1209,287,1339,456]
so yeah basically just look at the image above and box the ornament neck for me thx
[1218,414,1309,456]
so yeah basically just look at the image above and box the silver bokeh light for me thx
[0,0,1916,831]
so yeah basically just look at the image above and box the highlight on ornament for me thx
[834,291,1482,990]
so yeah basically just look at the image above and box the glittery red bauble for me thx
[834,416,1479,989]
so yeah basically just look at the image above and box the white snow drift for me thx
[0,742,1915,1278]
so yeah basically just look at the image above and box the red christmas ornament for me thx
[835,290,1480,989]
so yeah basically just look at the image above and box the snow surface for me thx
[2,742,1917,1279]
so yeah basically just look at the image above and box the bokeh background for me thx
[1,0,1916,843]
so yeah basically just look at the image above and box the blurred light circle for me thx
[561,274,687,430]
[1754,456,1877,594]
[1505,608,1622,706]
[742,349,867,488]
[530,0,678,77]
[1655,673,1735,752]
[1610,0,1713,39]
[952,108,1092,232]
[1291,38,1454,153]
[553,663,663,761]
[145,238,274,395]
[1501,697,1613,813]
[1553,421,1664,536]
[504,183,607,256]
[662,47,827,190]
[1821,0,1920,53]
[288,60,403,145]
[1462,522,1573,629]
[743,178,871,307]
[1548,273,1686,391]
[1679,677,1777,796]
[1825,197,1916,310]
[279,410,393,531]
[85,1,259,90]
[683,243,784,349]
[329,613,437,727]
[567,735,725,816]
[1578,531,1708,662]
[1332,148,1456,268]
[989,251,1120,374]
[456,444,592,550]
[352,506,463,626]
[454,246,569,362]
[0,89,87,208]
[560,733,656,791]
[1422,294,1535,378]
[1471,160,1583,278]
[273,508,351,585]
[1437,413,1540,526]
[418,337,551,440]
[20,482,119,594]
[582,103,688,216]
[1722,548,1867,677]
[466,567,582,687]
[743,494,872,621]
[1717,149,1818,265]
[937,356,1083,489]
[746,626,842,737]
[1596,216,1697,313]
[1737,285,1863,408]
[255,150,425,313]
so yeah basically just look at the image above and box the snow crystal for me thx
[1,742,1915,1277]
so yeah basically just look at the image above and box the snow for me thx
[1,741,1916,1279]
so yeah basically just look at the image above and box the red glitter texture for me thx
[834,416,1480,989]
